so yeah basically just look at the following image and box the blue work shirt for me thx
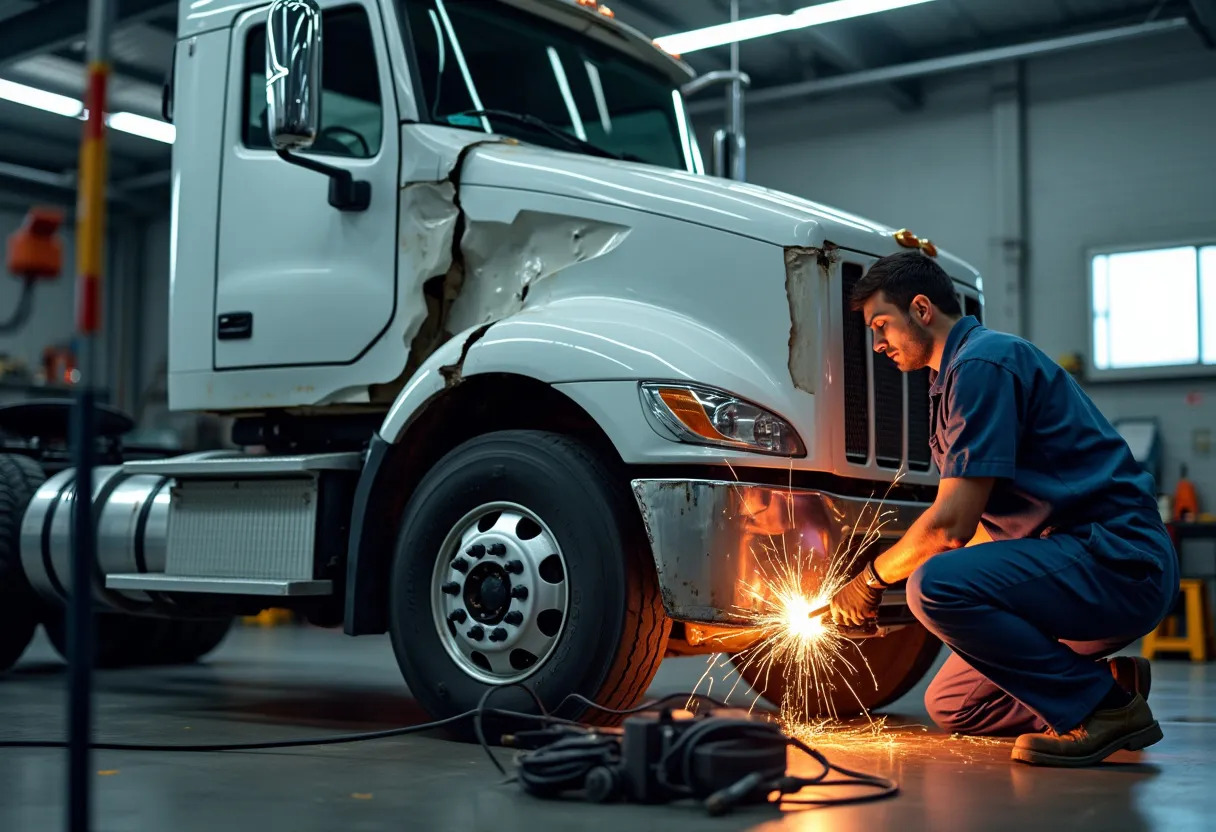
[928,316,1170,569]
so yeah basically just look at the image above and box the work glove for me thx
[830,567,885,628]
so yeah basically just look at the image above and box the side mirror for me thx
[264,0,370,211]
[266,0,322,151]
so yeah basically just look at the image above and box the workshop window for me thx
[241,6,384,158]
[1090,244,1216,377]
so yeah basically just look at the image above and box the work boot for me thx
[1109,656,1151,700]
[1011,694,1162,767]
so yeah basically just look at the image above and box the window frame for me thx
[1085,237,1216,382]
[239,2,389,161]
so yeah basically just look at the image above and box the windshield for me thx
[403,0,701,171]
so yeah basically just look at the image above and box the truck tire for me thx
[45,614,233,668]
[160,618,233,663]
[0,454,47,673]
[388,430,669,734]
[733,621,941,718]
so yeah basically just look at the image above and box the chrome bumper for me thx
[631,478,929,625]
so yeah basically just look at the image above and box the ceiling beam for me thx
[1188,0,1216,46]
[51,48,167,87]
[0,0,175,69]
[797,23,923,110]
[688,16,1191,113]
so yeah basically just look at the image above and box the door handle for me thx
[217,312,253,340]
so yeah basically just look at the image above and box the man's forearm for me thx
[871,505,970,584]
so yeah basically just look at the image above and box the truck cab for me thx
[1,0,983,723]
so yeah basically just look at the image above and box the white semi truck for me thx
[0,0,984,722]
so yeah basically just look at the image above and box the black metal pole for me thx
[68,384,96,832]
[68,0,113,826]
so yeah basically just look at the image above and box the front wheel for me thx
[733,621,941,718]
[388,430,669,730]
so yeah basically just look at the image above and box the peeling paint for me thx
[369,141,500,403]
[448,212,629,329]
[783,246,824,394]
[372,136,628,404]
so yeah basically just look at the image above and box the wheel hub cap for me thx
[465,563,509,624]
[431,503,569,684]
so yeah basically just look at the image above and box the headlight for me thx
[640,383,805,457]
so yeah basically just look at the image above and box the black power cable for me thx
[511,708,897,815]
[0,686,898,813]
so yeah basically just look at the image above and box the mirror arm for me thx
[275,148,371,212]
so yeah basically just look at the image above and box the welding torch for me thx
[808,602,885,636]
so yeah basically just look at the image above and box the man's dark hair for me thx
[849,250,962,316]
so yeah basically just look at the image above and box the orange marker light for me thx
[599,5,615,17]
[577,0,597,7]
[657,387,721,441]
[652,39,681,59]
[919,238,938,257]
[893,228,919,249]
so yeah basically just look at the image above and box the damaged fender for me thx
[378,321,494,444]
[375,296,812,469]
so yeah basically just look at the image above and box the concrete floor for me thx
[1,625,1213,831]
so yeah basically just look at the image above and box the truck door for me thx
[214,1,399,369]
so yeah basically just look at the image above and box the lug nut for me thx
[489,627,508,642]
[504,611,523,625]
[467,625,485,641]
[511,585,528,600]
[489,543,507,556]
[451,558,470,574]
[467,543,486,559]
[441,581,461,595]
[505,559,523,574]
[448,609,468,624]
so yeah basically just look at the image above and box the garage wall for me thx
[728,29,1216,501]
[1026,47,1216,504]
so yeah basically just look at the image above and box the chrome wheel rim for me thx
[430,502,570,684]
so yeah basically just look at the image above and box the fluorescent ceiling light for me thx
[0,78,83,117]
[107,111,176,143]
[0,77,174,143]
[654,0,938,54]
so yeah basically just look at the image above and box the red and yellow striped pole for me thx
[76,60,109,336]
[68,0,113,828]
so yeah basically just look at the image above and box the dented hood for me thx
[456,141,980,285]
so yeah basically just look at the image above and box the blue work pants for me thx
[907,514,1178,735]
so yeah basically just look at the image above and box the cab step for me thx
[105,575,332,596]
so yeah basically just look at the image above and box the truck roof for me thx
[179,0,695,85]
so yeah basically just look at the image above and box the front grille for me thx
[907,369,932,471]
[840,261,934,472]
[873,356,903,468]
[965,295,982,322]
[841,264,870,464]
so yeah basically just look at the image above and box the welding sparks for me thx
[697,464,905,732]
[725,535,876,723]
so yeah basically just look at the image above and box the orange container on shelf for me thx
[1173,464,1200,523]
